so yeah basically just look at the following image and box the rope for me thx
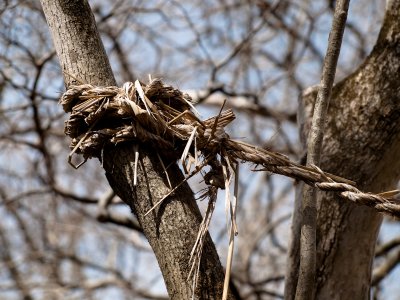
[60,79,400,218]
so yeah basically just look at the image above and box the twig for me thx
[375,237,400,257]
[372,247,400,286]
[296,1,351,299]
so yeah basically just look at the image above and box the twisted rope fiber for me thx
[60,79,400,218]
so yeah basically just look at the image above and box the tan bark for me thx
[40,1,237,299]
[287,1,400,299]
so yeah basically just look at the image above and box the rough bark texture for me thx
[289,2,400,299]
[103,144,231,299]
[41,0,116,87]
[40,1,236,299]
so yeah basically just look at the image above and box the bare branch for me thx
[296,1,350,299]
[372,248,400,286]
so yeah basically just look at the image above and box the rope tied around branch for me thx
[60,78,400,219]
[60,78,400,297]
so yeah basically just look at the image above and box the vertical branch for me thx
[295,1,350,299]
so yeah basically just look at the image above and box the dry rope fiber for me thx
[59,79,400,218]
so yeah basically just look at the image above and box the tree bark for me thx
[40,1,236,299]
[40,0,115,87]
[287,1,400,298]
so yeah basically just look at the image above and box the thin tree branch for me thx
[375,237,400,257]
[295,1,350,299]
[372,247,400,286]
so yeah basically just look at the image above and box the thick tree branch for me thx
[40,1,236,299]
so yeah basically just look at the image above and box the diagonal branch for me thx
[40,1,237,299]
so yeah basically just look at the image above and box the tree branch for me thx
[376,237,400,257]
[40,1,236,299]
[372,247,400,286]
[295,1,350,299]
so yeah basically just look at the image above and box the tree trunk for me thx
[287,1,400,299]
[40,1,236,299]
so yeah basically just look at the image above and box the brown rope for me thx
[60,79,400,218]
